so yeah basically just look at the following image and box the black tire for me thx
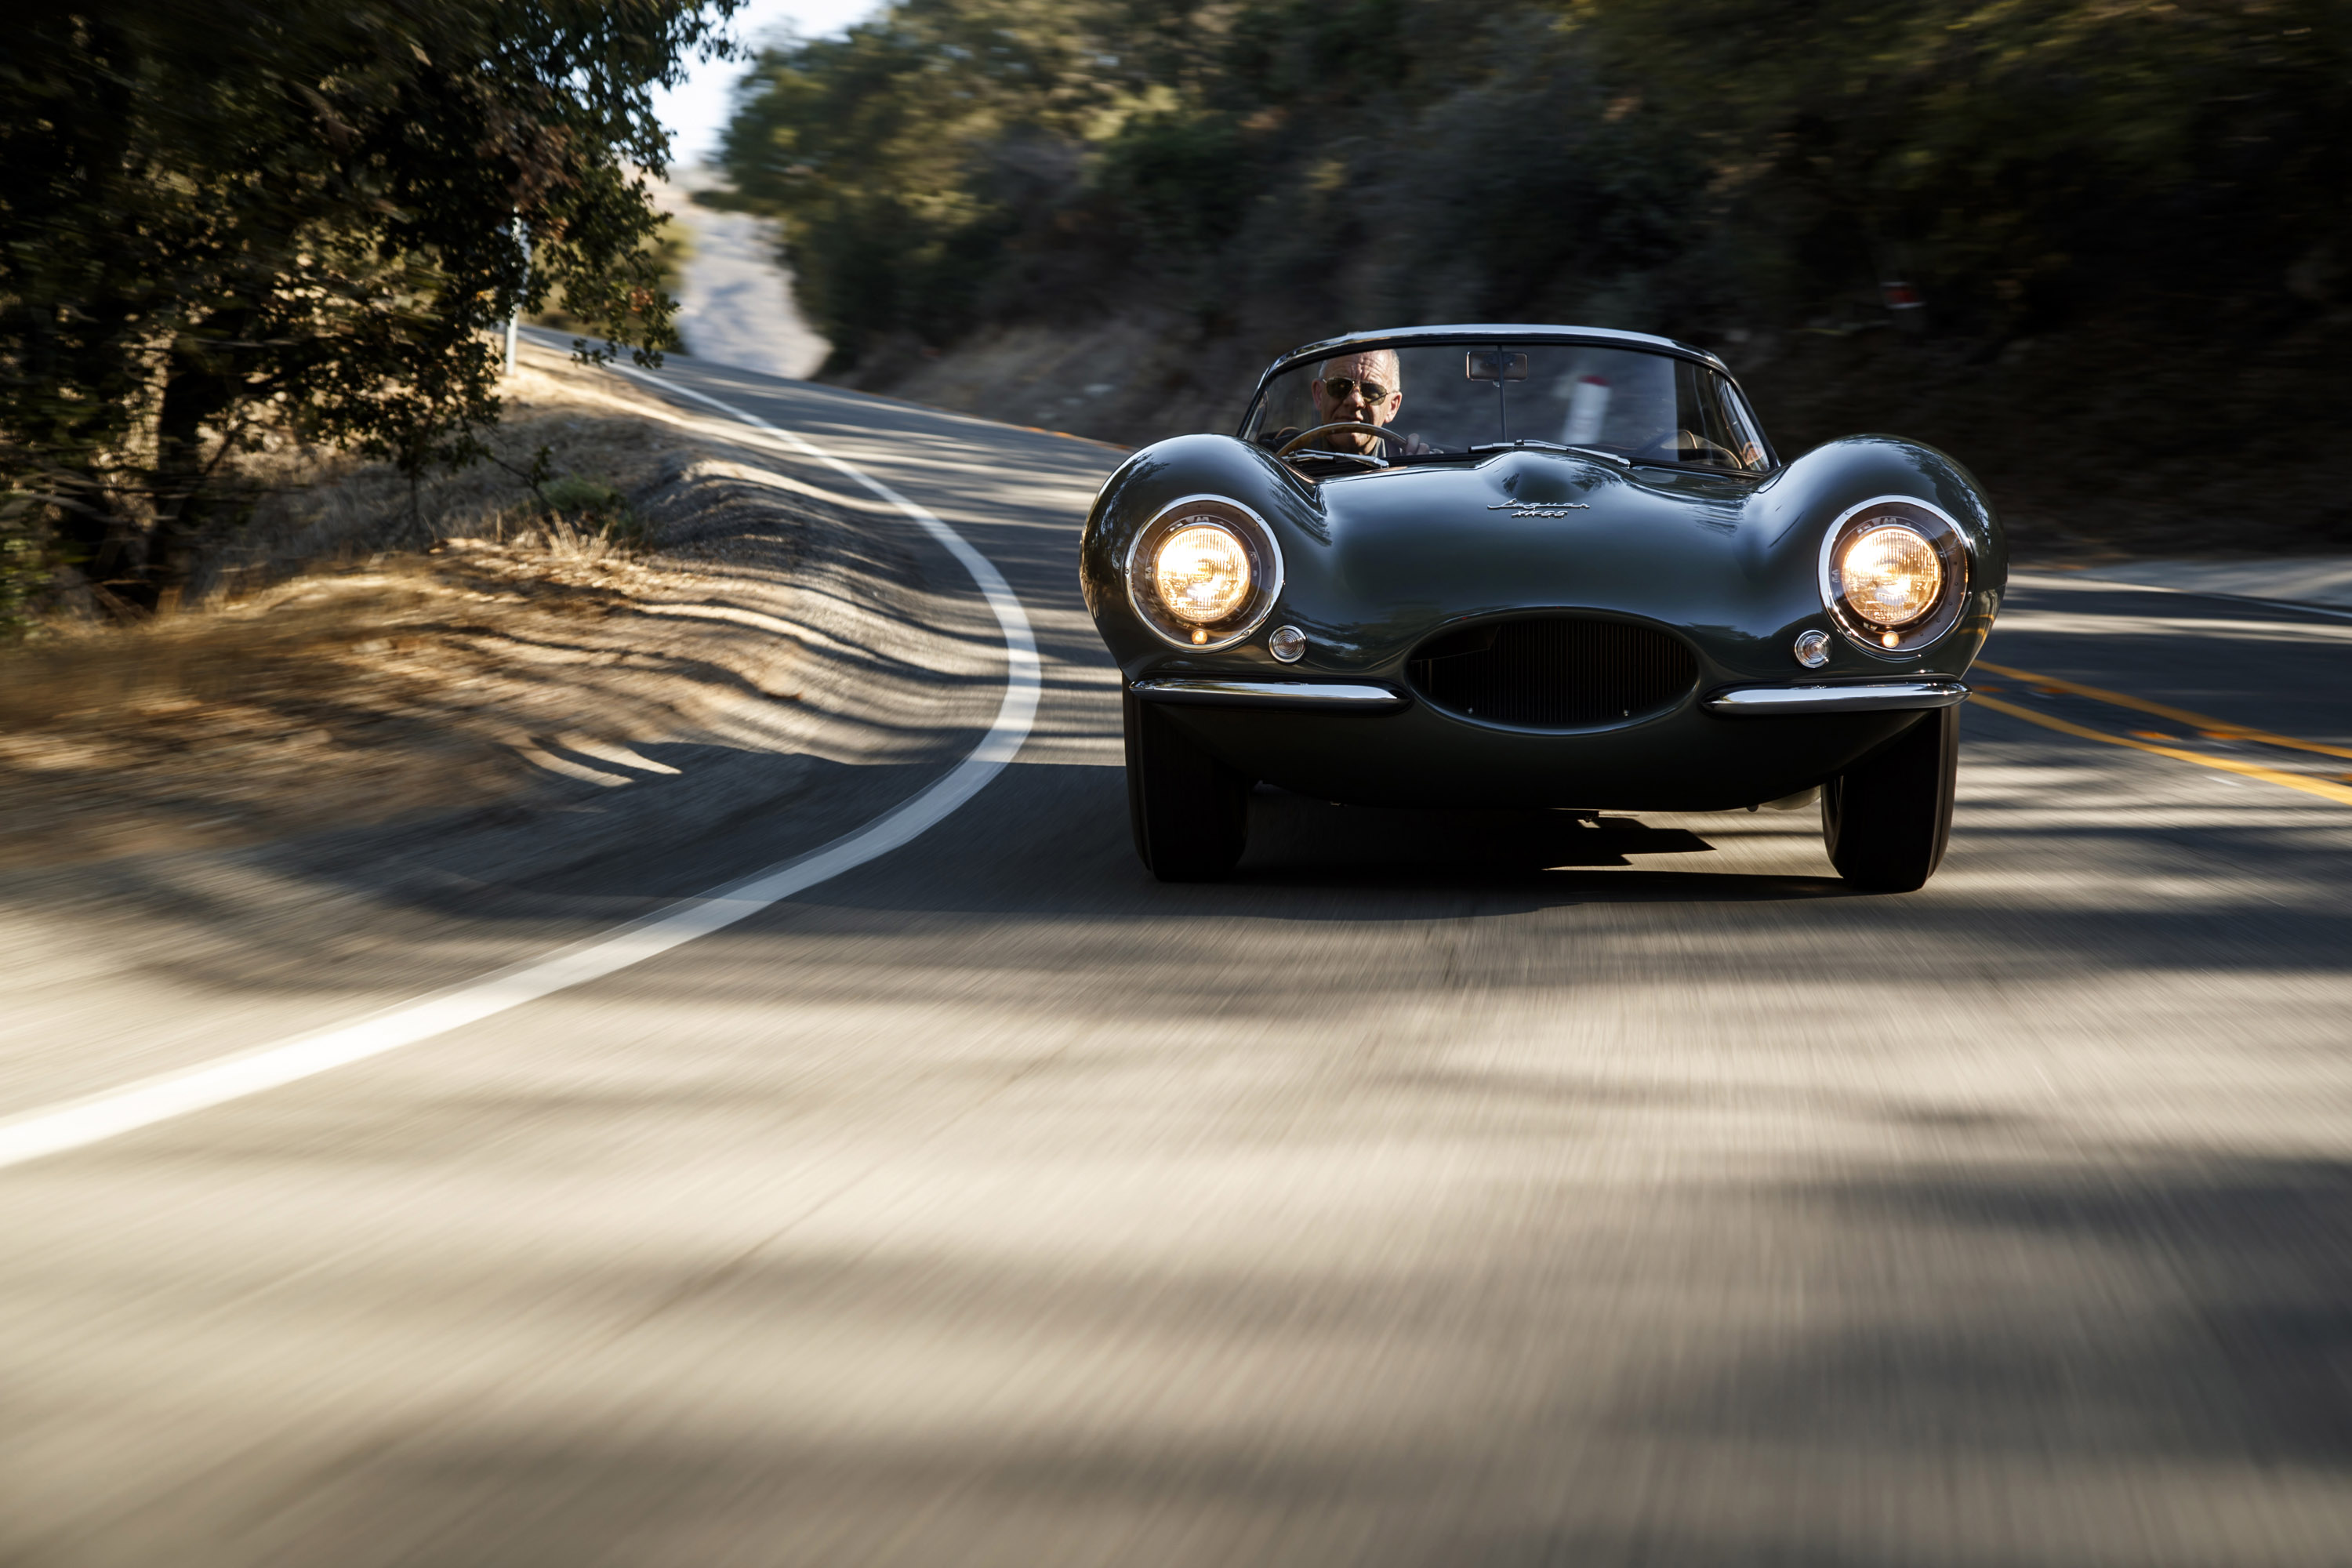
[1123,691,1250,881]
[1821,704,1959,891]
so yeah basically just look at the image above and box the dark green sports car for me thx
[1079,325,2004,891]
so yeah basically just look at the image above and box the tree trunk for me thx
[147,315,248,600]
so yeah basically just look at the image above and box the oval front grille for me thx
[1406,616,1698,728]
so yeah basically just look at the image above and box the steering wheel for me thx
[1679,432,1741,463]
[1275,423,1410,459]
[1635,429,1744,466]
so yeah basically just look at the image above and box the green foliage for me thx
[722,0,2350,365]
[538,473,645,548]
[717,0,1136,360]
[532,219,696,340]
[0,495,43,630]
[0,0,736,618]
[539,476,629,517]
[1598,0,2352,322]
[1091,110,1257,261]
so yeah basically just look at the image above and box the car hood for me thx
[1311,451,1759,619]
[1081,434,2002,688]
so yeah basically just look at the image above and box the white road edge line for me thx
[0,371,1041,1174]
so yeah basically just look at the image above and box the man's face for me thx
[1308,351,1404,453]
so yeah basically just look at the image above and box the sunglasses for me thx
[1317,376,1394,403]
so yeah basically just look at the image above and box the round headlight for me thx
[1152,524,1252,623]
[1122,496,1283,651]
[1838,524,1942,626]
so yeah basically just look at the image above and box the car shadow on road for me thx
[1229,788,1855,902]
[1249,789,1717,868]
[934,764,1858,916]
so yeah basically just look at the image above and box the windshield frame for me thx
[1237,325,1778,474]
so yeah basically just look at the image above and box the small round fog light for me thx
[1793,629,1831,669]
[1267,625,1306,662]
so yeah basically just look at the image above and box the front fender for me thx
[1746,436,2007,672]
[1080,434,1326,667]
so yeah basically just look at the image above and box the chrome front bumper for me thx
[1132,677,1967,717]
[1130,678,1410,710]
[1704,681,1969,716]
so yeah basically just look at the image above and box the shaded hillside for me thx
[718,0,2350,556]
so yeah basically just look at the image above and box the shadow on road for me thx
[161,1149,2352,1565]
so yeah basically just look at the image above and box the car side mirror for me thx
[1466,350,1530,382]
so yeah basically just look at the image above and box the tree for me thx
[723,0,2349,361]
[0,0,739,609]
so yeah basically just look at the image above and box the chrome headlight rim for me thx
[1816,495,1971,657]
[1123,494,1285,652]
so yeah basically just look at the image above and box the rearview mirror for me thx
[1466,350,1530,382]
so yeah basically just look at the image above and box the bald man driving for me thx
[1305,348,1406,454]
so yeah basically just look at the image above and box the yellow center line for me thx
[1974,659,2352,762]
[1972,695,2352,807]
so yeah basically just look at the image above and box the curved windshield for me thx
[1241,340,1770,474]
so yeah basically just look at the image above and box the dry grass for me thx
[160,362,681,606]
[0,348,829,869]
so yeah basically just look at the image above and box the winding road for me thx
[4,353,2350,1566]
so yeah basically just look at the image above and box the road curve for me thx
[2,354,2350,1566]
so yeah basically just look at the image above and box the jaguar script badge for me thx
[1488,502,1592,518]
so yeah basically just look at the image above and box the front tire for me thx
[1821,705,1958,891]
[1123,691,1250,881]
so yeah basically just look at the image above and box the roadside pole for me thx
[504,213,528,378]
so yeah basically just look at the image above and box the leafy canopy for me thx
[0,0,737,605]
[721,0,2349,362]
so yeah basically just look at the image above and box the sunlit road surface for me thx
[3,360,2350,1568]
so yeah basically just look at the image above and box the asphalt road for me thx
[3,354,2350,1567]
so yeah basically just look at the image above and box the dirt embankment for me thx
[826,307,2352,563]
[0,346,989,872]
